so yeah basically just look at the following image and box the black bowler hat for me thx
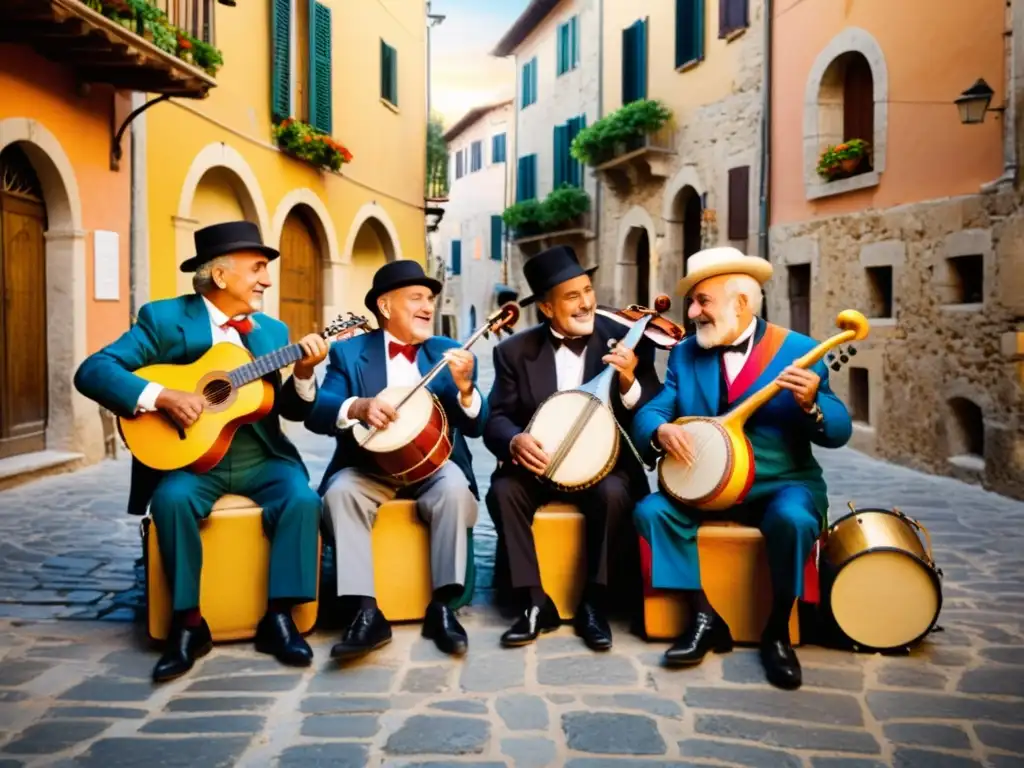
[364,260,443,313]
[180,220,279,272]
[519,245,598,306]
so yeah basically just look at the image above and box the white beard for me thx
[695,302,740,349]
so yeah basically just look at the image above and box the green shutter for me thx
[380,41,397,105]
[490,215,503,260]
[389,44,398,105]
[621,24,635,104]
[451,241,462,275]
[554,123,567,187]
[571,16,580,68]
[636,19,648,100]
[270,0,291,122]
[309,1,332,133]
[676,0,705,68]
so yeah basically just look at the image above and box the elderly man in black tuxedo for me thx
[483,246,661,651]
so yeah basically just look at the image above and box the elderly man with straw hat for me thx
[630,247,853,690]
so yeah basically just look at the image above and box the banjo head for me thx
[658,418,733,505]
[527,391,619,489]
[352,386,438,454]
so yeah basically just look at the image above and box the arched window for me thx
[948,397,985,460]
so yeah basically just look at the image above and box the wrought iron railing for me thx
[148,0,215,43]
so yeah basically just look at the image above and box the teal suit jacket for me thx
[73,294,313,515]
[305,330,489,499]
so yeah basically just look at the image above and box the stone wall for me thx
[767,190,1024,501]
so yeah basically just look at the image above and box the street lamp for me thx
[955,78,1003,125]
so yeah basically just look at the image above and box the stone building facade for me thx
[596,0,766,323]
[767,0,1023,500]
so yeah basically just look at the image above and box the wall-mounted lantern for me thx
[955,78,1004,125]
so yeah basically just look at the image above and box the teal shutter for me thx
[309,1,332,133]
[571,16,580,68]
[451,241,462,275]
[568,115,585,187]
[270,0,291,121]
[636,19,648,101]
[553,123,567,187]
[380,41,398,105]
[676,0,705,68]
[621,24,636,104]
[389,44,398,105]
[521,61,529,105]
[519,154,536,200]
[490,215,503,260]
[516,156,528,201]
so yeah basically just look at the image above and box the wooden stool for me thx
[643,522,801,645]
[370,500,475,621]
[146,495,321,642]
[534,503,586,620]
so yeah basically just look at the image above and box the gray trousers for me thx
[321,462,478,598]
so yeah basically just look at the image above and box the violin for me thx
[595,295,686,349]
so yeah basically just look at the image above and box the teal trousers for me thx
[149,427,321,612]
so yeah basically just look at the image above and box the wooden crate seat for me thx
[146,494,320,642]
[643,522,801,645]
[534,503,587,620]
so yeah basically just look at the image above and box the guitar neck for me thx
[229,343,307,387]
[583,314,654,403]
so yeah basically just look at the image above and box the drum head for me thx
[352,386,435,453]
[831,550,940,650]
[661,420,729,501]
[528,392,593,458]
[546,400,618,488]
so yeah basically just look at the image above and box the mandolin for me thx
[657,310,870,510]
[118,312,371,473]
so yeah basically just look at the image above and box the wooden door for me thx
[278,211,323,339]
[0,191,48,458]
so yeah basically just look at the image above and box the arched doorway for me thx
[0,145,48,458]
[345,216,396,316]
[675,185,702,334]
[278,206,324,338]
[191,166,248,226]
[635,229,650,308]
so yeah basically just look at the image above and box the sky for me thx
[427,0,529,127]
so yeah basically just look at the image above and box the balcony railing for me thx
[0,0,220,98]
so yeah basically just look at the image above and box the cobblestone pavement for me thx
[0,342,1022,766]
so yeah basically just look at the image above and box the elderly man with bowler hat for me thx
[306,260,487,659]
[483,245,661,651]
[74,221,328,682]
[631,247,853,689]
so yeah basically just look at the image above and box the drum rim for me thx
[353,389,442,452]
[529,390,620,492]
[823,544,943,652]
[658,417,734,506]
[826,506,907,533]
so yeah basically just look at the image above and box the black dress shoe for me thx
[573,601,612,651]
[760,637,802,690]
[422,600,468,655]
[255,610,313,667]
[663,611,733,667]
[330,607,392,660]
[500,597,560,647]
[152,618,213,683]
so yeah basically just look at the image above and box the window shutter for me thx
[527,154,537,199]
[451,241,462,276]
[635,19,647,101]
[309,1,332,133]
[557,23,568,75]
[553,124,567,187]
[490,215,503,260]
[621,24,636,104]
[720,0,747,37]
[727,165,750,240]
[516,156,527,201]
[389,44,398,105]
[571,16,580,68]
[270,0,291,122]
[676,0,705,68]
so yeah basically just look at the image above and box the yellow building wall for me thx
[145,0,427,323]
[602,0,744,117]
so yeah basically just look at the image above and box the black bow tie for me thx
[551,334,588,356]
[720,337,752,355]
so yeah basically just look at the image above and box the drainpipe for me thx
[129,91,149,323]
[756,0,772,263]
[981,0,1019,193]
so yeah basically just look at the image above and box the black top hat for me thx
[519,245,598,306]
[364,260,443,313]
[180,221,280,272]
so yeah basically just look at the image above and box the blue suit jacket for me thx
[73,294,313,515]
[305,330,488,498]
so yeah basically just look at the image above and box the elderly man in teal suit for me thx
[74,221,328,683]
[306,260,488,660]
[631,247,853,690]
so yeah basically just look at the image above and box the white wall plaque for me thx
[94,230,119,301]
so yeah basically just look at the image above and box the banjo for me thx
[351,302,520,485]
[658,309,870,510]
[525,296,673,492]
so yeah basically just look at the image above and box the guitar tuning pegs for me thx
[826,352,835,362]
[607,338,619,349]
[840,354,849,364]
[847,345,857,356]
[831,361,841,371]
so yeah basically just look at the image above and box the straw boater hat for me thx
[675,246,774,297]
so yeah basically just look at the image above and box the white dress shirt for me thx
[721,317,758,385]
[549,329,642,409]
[335,330,482,428]
[134,296,317,412]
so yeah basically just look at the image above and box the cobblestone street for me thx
[0,344,1021,766]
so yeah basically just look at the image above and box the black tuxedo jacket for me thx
[483,315,662,492]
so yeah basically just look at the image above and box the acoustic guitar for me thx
[118,312,371,473]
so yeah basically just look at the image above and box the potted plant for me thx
[816,139,870,181]
[272,118,353,172]
[540,184,590,231]
[501,199,544,240]
[570,99,673,167]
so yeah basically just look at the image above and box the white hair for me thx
[192,255,235,294]
[724,274,764,316]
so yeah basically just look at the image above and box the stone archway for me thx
[339,203,401,317]
[270,189,336,330]
[662,165,706,324]
[615,206,660,308]
[174,143,270,297]
[0,118,88,458]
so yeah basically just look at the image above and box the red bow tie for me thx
[222,317,254,335]
[388,340,418,362]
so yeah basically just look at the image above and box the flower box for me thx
[272,118,353,173]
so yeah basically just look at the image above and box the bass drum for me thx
[820,506,943,652]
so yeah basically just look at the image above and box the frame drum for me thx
[527,391,619,491]
[658,419,732,503]
[351,386,453,484]
[820,507,942,651]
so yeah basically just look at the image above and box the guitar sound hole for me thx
[203,378,233,406]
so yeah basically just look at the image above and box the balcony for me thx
[0,0,219,98]
[594,127,675,192]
